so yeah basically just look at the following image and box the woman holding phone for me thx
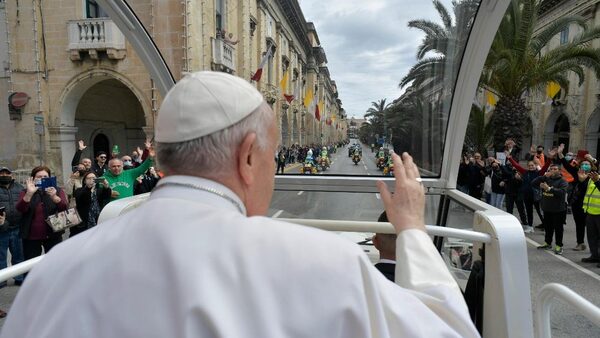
[72,172,111,237]
[16,166,68,260]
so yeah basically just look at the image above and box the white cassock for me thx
[1,176,479,338]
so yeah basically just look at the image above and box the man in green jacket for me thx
[103,148,154,200]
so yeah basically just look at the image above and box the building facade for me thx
[0,0,347,183]
[528,0,600,155]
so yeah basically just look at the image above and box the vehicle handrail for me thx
[0,220,489,285]
[535,283,600,338]
[278,218,492,243]
[0,255,44,284]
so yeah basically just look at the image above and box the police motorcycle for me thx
[382,160,394,176]
[352,150,361,165]
[376,148,387,170]
[300,155,318,175]
[318,147,331,171]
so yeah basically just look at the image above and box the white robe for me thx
[1,175,479,337]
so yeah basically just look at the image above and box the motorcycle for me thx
[382,163,394,176]
[300,162,318,175]
[352,153,361,165]
[318,156,330,171]
[377,157,386,170]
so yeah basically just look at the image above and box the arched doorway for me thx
[543,108,570,151]
[93,133,110,158]
[554,114,570,150]
[585,108,600,156]
[55,70,152,183]
[75,79,147,162]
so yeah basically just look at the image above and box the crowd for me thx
[0,139,162,317]
[275,142,344,174]
[458,139,600,265]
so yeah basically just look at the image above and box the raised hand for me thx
[25,178,37,195]
[557,143,565,154]
[376,152,425,234]
[78,140,87,151]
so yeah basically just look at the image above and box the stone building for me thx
[528,0,600,156]
[0,0,347,183]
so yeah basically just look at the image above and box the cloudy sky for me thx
[298,0,454,118]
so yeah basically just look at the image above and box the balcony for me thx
[67,19,126,60]
[211,38,236,73]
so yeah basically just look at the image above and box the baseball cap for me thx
[0,167,12,173]
[155,71,264,143]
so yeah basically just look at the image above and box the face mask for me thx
[565,155,573,161]
[537,150,543,154]
[123,161,132,167]
[581,163,591,172]
[0,176,13,185]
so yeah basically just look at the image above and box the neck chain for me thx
[152,181,245,215]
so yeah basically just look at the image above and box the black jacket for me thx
[531,175,568,212]
[0,181,24,232]
[92,162,107,178]
[74,186,112,229]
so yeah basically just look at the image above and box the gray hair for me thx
[156,102,272,177]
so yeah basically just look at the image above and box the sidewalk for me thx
[514,208,600,272]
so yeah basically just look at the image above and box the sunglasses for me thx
[99,156,107,159]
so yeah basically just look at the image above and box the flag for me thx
[485,90,497,109]
[317,100,324,122]
[303,88,314,109]
[315,99,322,121]
[546,81,561,99]
[251,44,273,82]
[280,69,294,103]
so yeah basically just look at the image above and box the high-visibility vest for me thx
[583,179,600,215]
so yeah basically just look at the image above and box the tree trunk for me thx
[490,96,529,153]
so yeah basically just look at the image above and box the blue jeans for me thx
[490,192,505,209]
[0,228,25,285]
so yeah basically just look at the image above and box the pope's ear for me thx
[238,132,258,185]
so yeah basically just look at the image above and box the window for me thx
[86,0,108,18]
[560,27,569,45]
[215,0,226,32]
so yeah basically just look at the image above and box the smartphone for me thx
[93,178,104,183]
[40,177,57,189]
[0,206,5,216]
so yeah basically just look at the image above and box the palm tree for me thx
[484,0,600,151]
[399,0,479,91]
[364,99,391,144]
[465,104,493,155]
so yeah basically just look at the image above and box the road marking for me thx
[363,165,368,170]
[297,191,304,196]
[375,193,381,200]
[525,237,600,282]
[272,210,284,218]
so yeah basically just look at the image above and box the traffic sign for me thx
[34,116,44,123]
[34,124,44,135]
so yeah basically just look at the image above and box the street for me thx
[270,142,600,338]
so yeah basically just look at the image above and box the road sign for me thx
[34,116,44,123]
[34,124,44,135]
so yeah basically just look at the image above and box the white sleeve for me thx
[394,229,480,337]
